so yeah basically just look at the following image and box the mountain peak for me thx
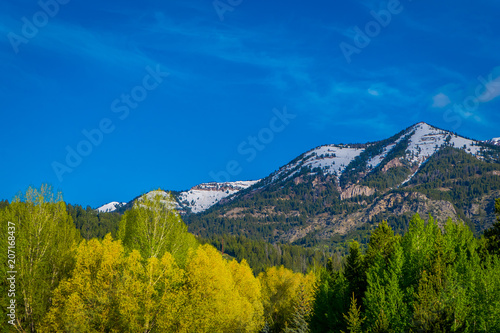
[177,180,259,213]
[264,121,487,190]
[409,121,437,131]
[414,121,430,126]
[97,123,497,216]
[97,201,126,213]
[184,122,500,247]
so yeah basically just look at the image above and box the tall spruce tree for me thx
[484,198,500,255]
[310,267,349,333]
[363,243,408,332]
[342,294,365,333]
[344,241,365,304]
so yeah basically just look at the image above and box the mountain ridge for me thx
[96,122,500,249]
[98,122,498,216]
[183,122,500,247]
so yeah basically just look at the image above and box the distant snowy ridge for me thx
[142,190,178,209]
[97,201,126,213]
[484,137,500,146]
[270,145,364,183]
[177,180,259,213]
[96,123,496,215]
[267,122,486,189]
[367,122,480,171]
[404,122,481,170]
[99,181,260,215]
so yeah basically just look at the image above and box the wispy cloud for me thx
[432,93,451,108]
[34,22,155,68]
[478,67,500,103]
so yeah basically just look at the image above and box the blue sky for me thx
[1,0,499,207]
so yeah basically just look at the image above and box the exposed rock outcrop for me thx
[340,185,376,200]
[382,158,404,172]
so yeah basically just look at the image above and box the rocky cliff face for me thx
[278,191,461,243]
[366,192,458,223]
[340,185,376,200]
[381,158,404,173]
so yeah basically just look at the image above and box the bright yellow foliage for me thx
[258,266,317,331]
[42,234,185,332]
[116,249,184,332]
[42,238,265,332]
[227,258,265,332]
[178,244,265,333]
[42,235,124,332]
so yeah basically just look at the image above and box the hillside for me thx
[93,122,500,250]
[185,122,500,248]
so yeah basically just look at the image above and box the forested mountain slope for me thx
[185,123,500,249]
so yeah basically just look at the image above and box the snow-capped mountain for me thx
[269,144,364,183]
[484,137,500,146]
[176,180,259,213]
[398,122,480,163]
[97,201,126,213]
[98,181,260,215]
[96,122,498,219]
[265,122,484,189]
[186,122,500,245]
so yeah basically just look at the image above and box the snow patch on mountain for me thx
[484,137,500,146]
[177,180,259,213]
[271,145,364,182]
[97,201,126,213]
[267,122,489,192]
[306,146,364,175]
[179,190,236,213]
[367,143,396,169]
[366,131,410,169]
[405,123,481,167]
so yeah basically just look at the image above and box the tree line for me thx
[1,185,500,332]
[0,186,316,333]
[311,202,500,332]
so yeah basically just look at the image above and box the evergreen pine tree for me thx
[365,220,398,267]
[364,243,408,333]
[310,268,349,333]
[484,198,500,255]
[411,229,454,332]
[343,293,365,333]
[344,241,365,304]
